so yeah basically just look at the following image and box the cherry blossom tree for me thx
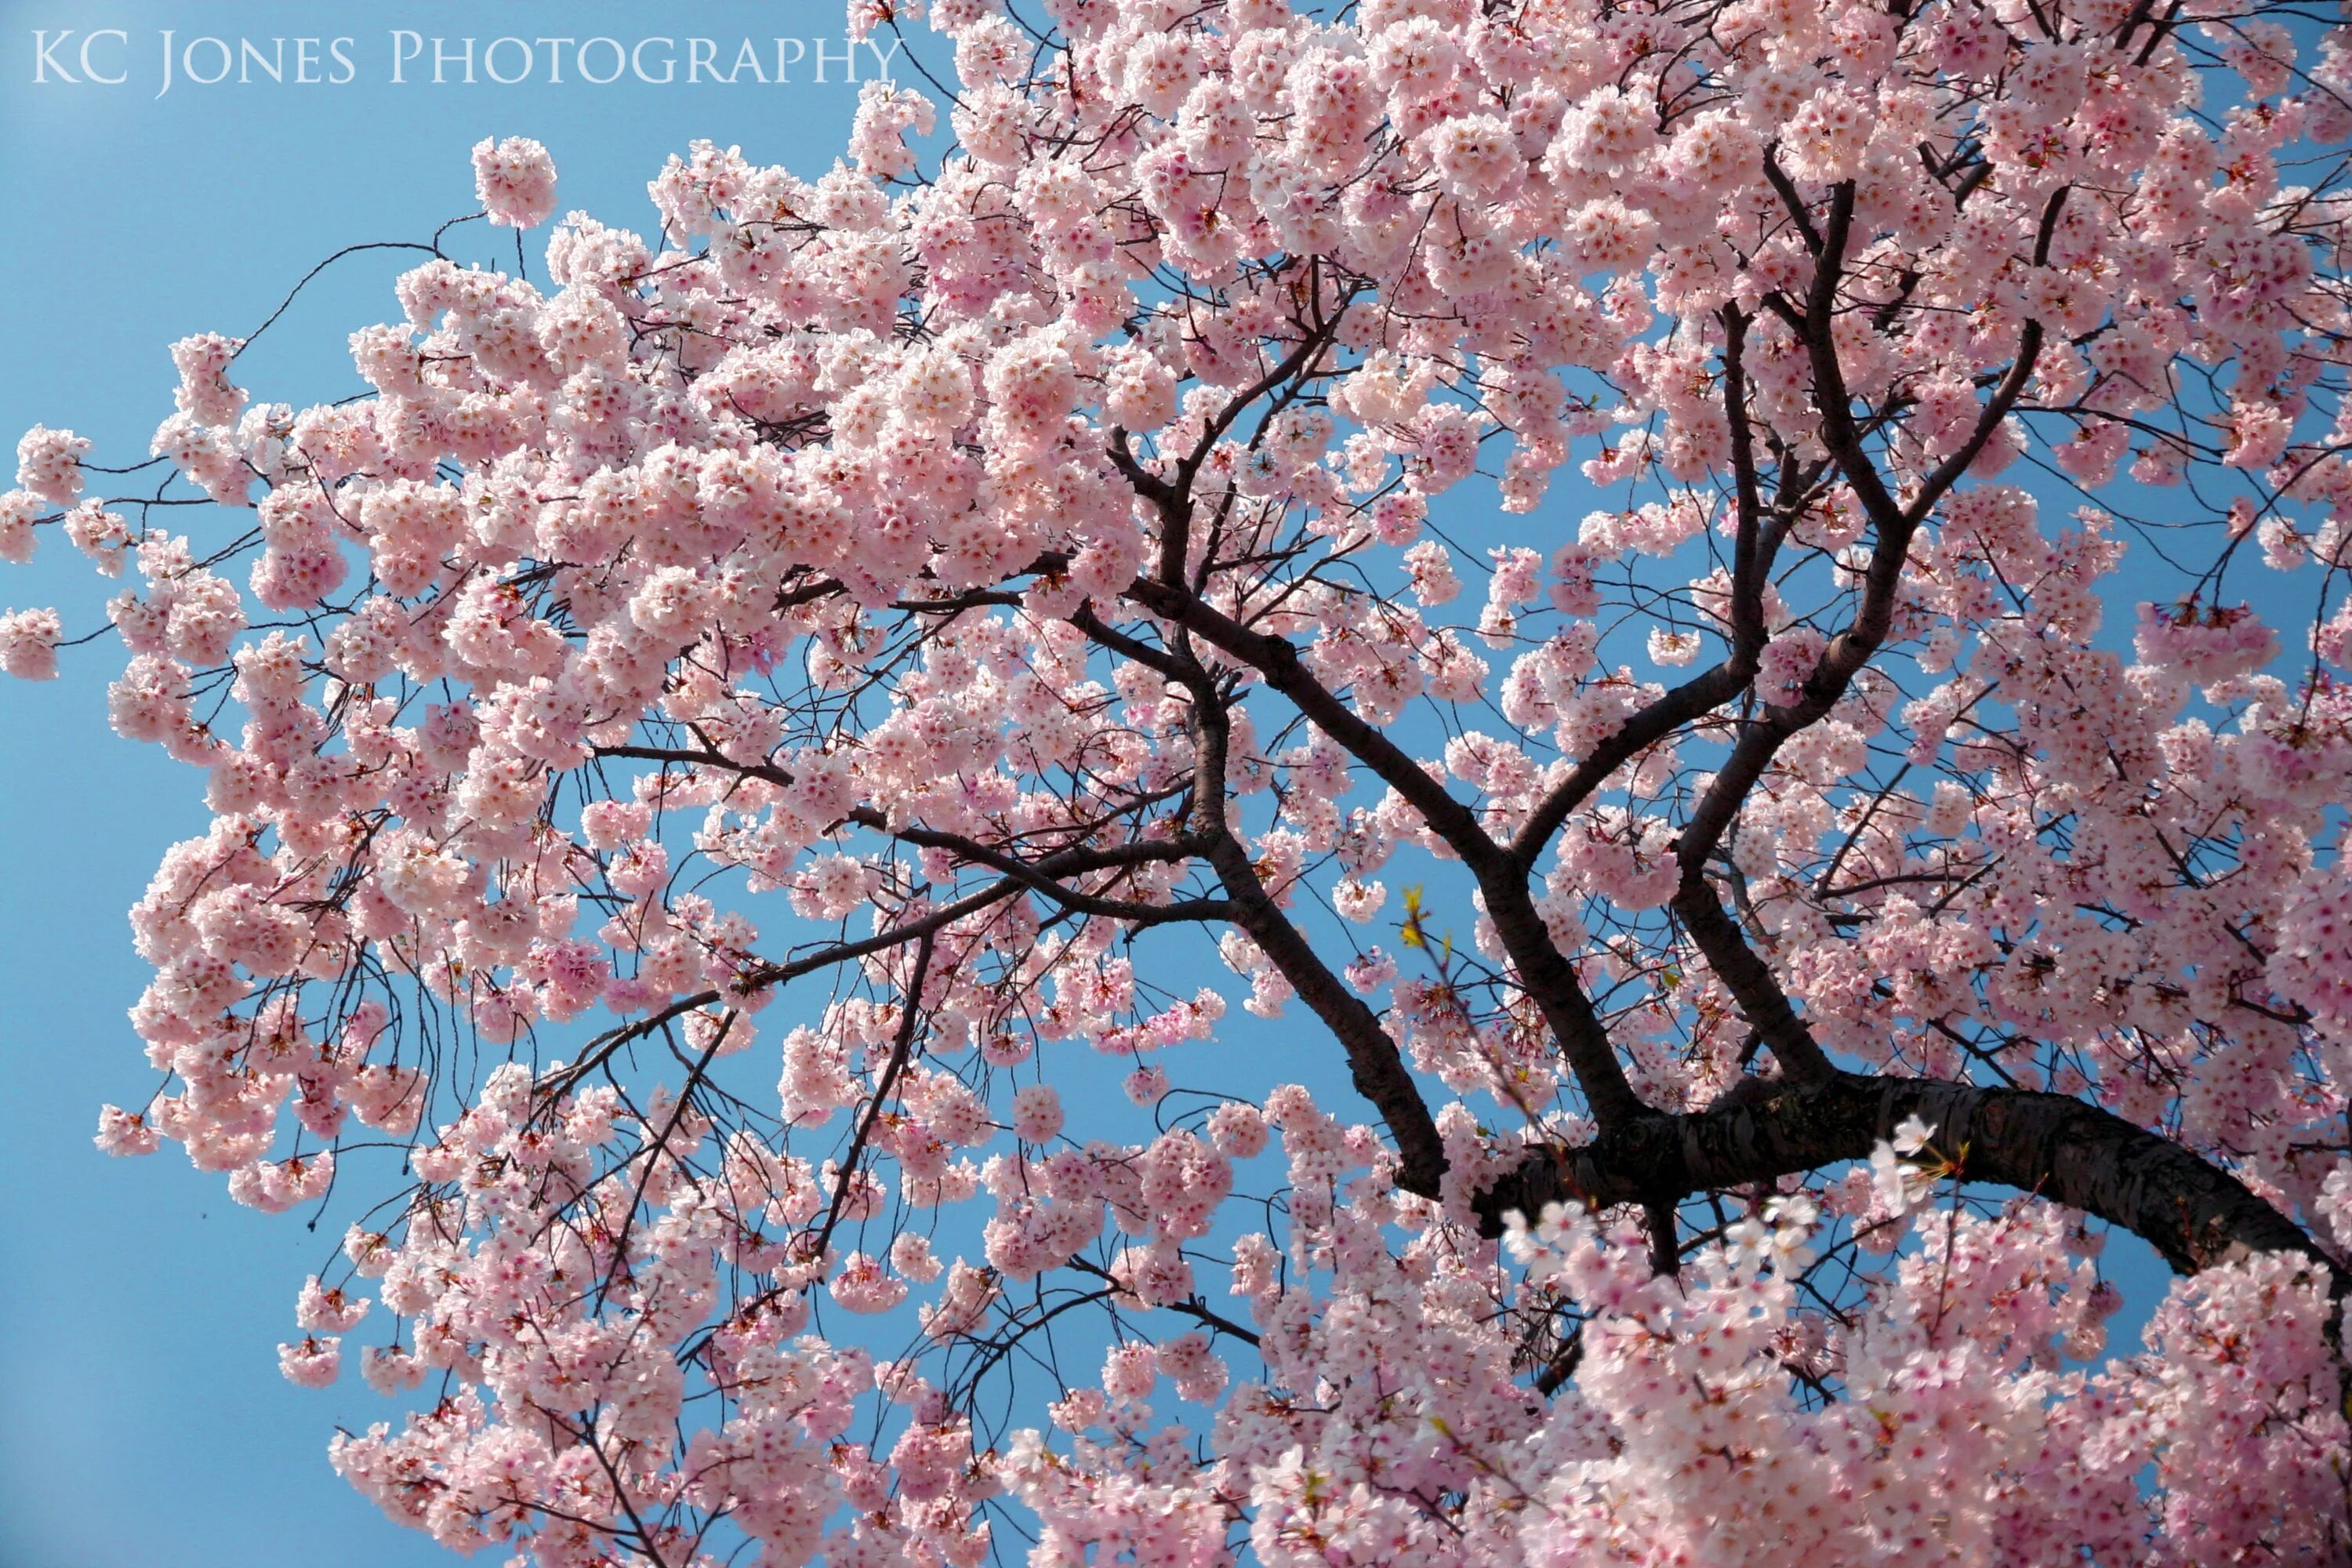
[8,0,2352,1558]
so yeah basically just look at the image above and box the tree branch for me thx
[1667,883,1837,1082]
[1131,575,1647,1125]
[1182,671,1453,1199]
[1481,1071,2331,1287]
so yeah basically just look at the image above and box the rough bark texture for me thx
[1477,1070,2332,1283]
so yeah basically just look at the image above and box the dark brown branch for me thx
[1721,303,1773,657]
[1511,309,1773,868]
[1533,1326,1584,1396]
[1762,147,1825,256]
[543,883,1017,1097]
[1509,662,1751,868]
[1798,181,1907,534]
[811,934,935,1260]
[1160,306,1351,581]
[1642,1195,1681,1278]
[592,742,1210,920]
[878,822,1221,923]
[1181,671,1453,1198]
[1127,578,1503,873]
[1068,1257,1261,1347]
[1668,187,2059,988]
[1480,1071,2331,1286]
[1131,575,1647,1125]
[1668,883,1837,1082]
[1203,827,1452,1199]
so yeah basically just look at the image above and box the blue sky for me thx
[0,5,898,1562]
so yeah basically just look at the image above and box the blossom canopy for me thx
[9,0,2352,1561]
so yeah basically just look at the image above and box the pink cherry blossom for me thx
[470,136,558,230]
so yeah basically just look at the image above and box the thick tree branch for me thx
[1668,883,1837,1082]
[1480,1071,2331,1286]
[1131,575,1648,1124]
[1509,662,1751,868]
[1181,665,1453,1198]
[1127,577,1504,874]
[1666,190,2059,1018]
[1204,826,1453,1199]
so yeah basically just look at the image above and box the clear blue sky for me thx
[0,5,898,1562]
